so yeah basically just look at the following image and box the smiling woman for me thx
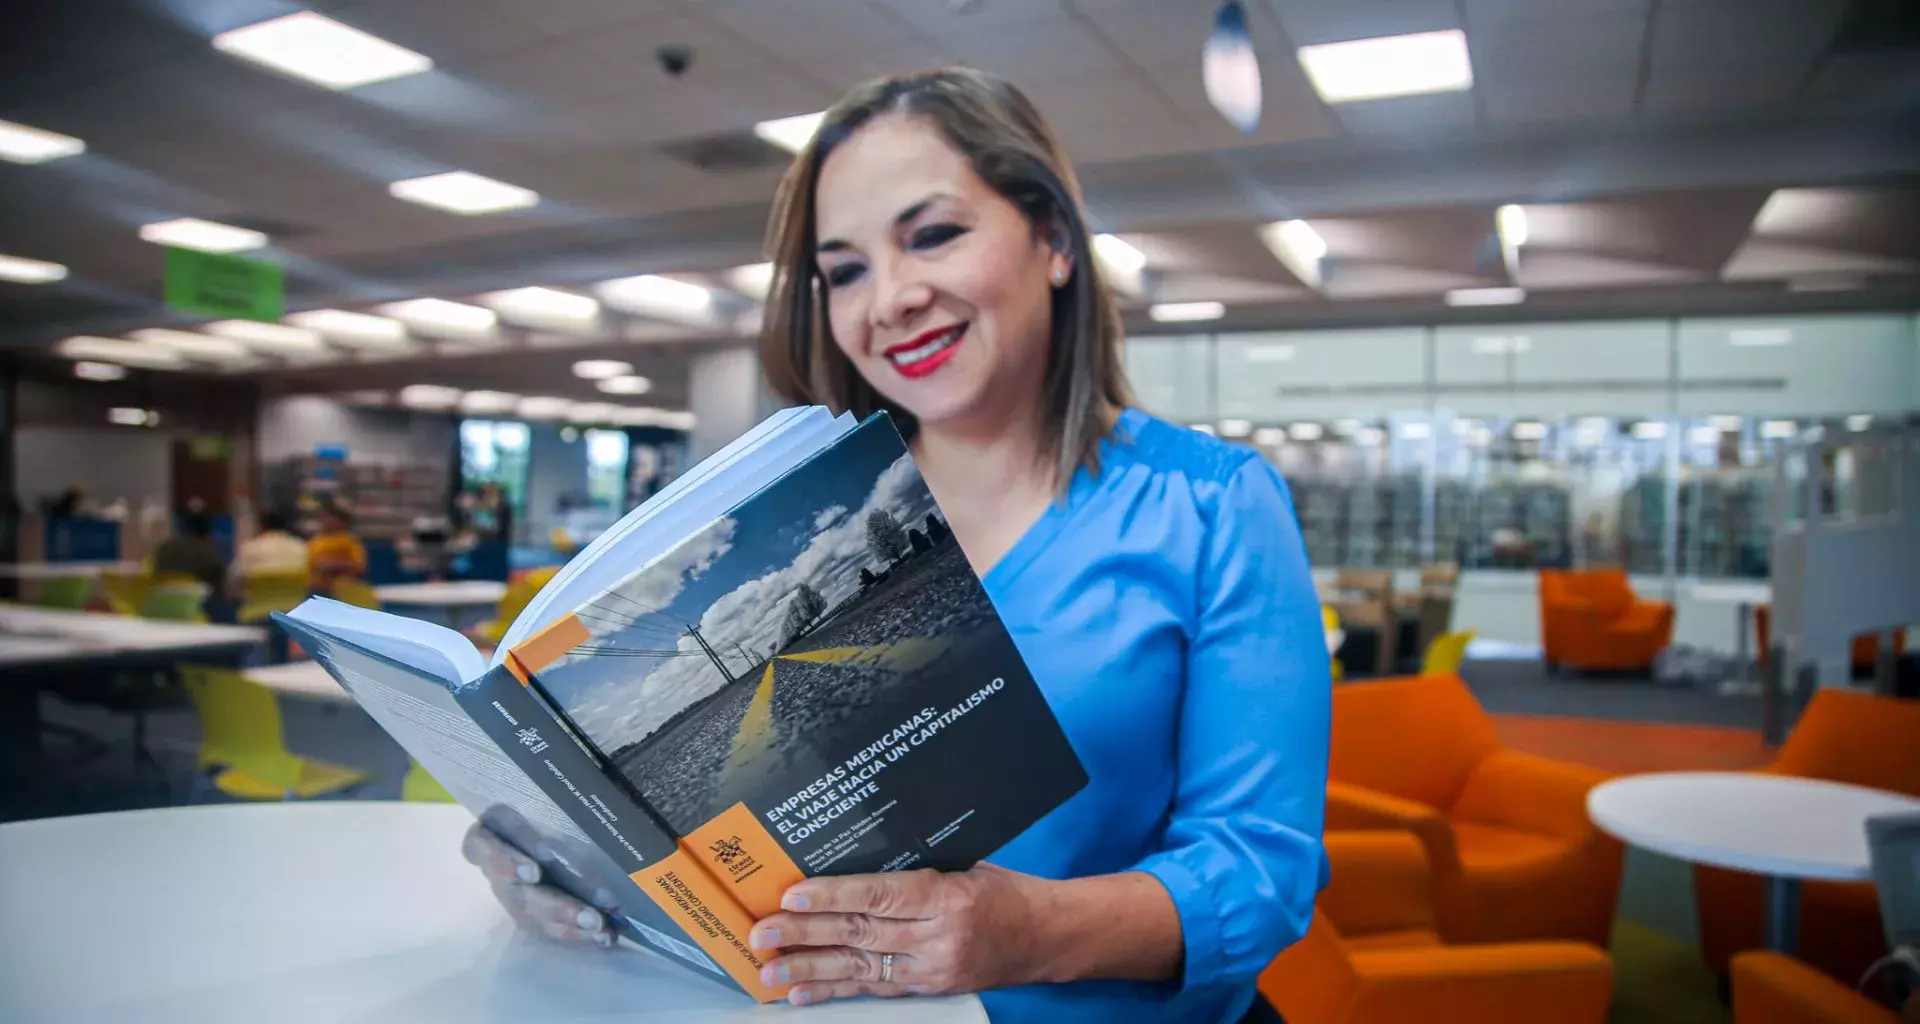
[464,67,1331,1024]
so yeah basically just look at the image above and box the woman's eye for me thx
[824,264,865,288]
[910,224,966,250]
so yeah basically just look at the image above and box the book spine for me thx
[457,662,786,1002]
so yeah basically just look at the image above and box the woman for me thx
[464,68,1330,1023]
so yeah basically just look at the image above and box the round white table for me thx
[375,580,510,609]
[1588,772,1920,953]
[0,803,987,1024]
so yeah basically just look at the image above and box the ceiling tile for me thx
[691,0,925,58]
[1462,0,1649,25]
[1517,251,1702,290]
[870,0,1070,35]
[326,0,542,62]
[1022,71,1201,164]
[1265,0,1461,46]
[1331,91,1479,136]
[1470,11,1645,82]
[1648,0,1845,72]
[1071,1,1216,69]
[473,0,674,36]
[1481,78,1635,124]
[943,20,1130,84]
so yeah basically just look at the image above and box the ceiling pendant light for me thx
[1204,2,1262,136]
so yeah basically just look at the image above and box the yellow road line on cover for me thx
[729,662,778,767]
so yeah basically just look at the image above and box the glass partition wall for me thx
[1126,313,1918,581]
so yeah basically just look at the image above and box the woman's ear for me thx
[1044,217,1074,286]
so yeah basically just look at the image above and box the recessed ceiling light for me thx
[1092,234,1147,274]
[389,171,538,215]
[482,286,600,325]
[398,384,462,410]
[1288,422,1324,441]
[287,309,408,347]
[596,274,712,318]
[57,335,187,369]
[1149,301,1226,322]
[459,390,521,415]
[379,298,497,336]
[517,396,573,420]
[139,218,267,254]
[753,111,824,153]
[1297,29,1473,103]
[572,359,633,380]
[212,11,432,90]
[203,319,324,353]
[73,361,126,381]
[1444,286,1526,307]
[108,407,156,427]
[567,402,619,423]
[1497,204,1529,248]
[1258,220,1326,287]
[728,263,774,300]
[597,374,654,395]
[0,119,85,164]
[0,254,68,283]
[127,328,252,362]
[1216,418,1252,438]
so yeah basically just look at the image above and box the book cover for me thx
[513,412,1088,919]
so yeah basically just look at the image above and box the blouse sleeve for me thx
[1131,457,1331,989]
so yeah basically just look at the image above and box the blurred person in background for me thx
[463,68,1330,1024]
[151,508,228,616]
[307,502,366,592]
[230,508,308,587]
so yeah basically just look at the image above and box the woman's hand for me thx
[748,863,1058,1006]
[461,822,615,949]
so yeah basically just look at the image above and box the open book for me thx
[276,407,1087,1002]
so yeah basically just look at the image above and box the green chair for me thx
[141,585,208,623]
[34,573,94,610]
[401,760,457,803]
[180,664,369,801]
[238,572,310,624]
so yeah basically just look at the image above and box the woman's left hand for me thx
[748,863,1056,1006]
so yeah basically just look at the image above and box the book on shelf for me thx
[275,406,1087,1002]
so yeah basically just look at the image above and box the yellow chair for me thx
[1323,604,1345,682]
[549,525,580,557]
[179,664,369,800]
[239,572,310,623]
[101,571,152,616]
[141,584,208,622]
[34,573,95,610]
[329,578,381,610]
[401,760,457,802]
[473,567,558,646]
[1421,629,1477,676]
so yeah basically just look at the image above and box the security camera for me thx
[656,45,693,77]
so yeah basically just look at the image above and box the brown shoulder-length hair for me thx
[758,67,1133,491]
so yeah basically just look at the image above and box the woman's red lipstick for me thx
[882,323,966,379]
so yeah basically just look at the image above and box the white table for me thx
[1688,581,1773,697]
[245,660,353,703]
[376,580,509,609]
[0,803,988,1024]
[0,559,142,580]
[1588,772,1920,953]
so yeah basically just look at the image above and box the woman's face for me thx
[812,113,1070,432]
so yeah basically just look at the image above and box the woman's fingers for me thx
[489,878,613,948]
[785,978,913,1007]
[461,823,540,885]
[749,911,923,954]
[761,945,914,987]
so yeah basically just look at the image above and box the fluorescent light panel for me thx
[1252,427,1288,446]
[597,375,653,396]
[0,254,68,283]
[0,119,85,164]
[127,328,252,362]
[1297,29,1473,103]
[139,218,266,254]
[204,319,324,353]
[482,286,599,324]
[380,298,497,336]
[1216,418,1252,438]
[108,407,156,426]
[399,384,462,410]
[754,111,824,153]
[572,360,633,380]
[213,12,432,90]
[1258,220,1326,287]
[1149,301,1225,322]
[1846,414,1873,432]
[567,402,619,424]
[389,171,537,214]
[57,335,187,369]
[1511,421,1548,441]
[459,390,521,415]
[1445,286,1526,307]
[597,274,712,317]
[1631,421,1668,440]
[1760,420,1798,439]
[287,309,408,347]
[74,361,126,381]
[1288,422,1324,441]
[517,396,573,419]
[728,262,774,300]
[1092,234,1147,274]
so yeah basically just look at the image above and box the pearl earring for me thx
[1052,269,1068,285]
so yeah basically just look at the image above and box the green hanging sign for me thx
[163,246,282,321]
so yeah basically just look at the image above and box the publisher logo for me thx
[709,835,762,884]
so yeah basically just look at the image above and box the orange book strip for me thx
[506,612,592,686]
[680,801,807,921]
[631,847,789,1002]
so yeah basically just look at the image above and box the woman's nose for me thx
[870,262,932,330]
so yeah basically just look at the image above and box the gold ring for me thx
[880,952,895,983]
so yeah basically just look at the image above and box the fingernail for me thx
[577,907,603,931]
[751,928,779,950]
[790,990,812,1006]
[515,862,539,884]
[594,931,613,949]
[781,892,810,911]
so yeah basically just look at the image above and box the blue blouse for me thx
[979,408,1331,1024]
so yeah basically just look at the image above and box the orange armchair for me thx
[1696,690,1920,985]
[1325,673,1625,946]
[1539,568,1673,672]
[1732,951,1902,1024]
[1259,831,1615,1024]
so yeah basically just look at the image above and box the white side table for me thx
[0,803,988,1024]
[1588,772,1920,953]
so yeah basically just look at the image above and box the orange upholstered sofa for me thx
[1325,673,1625,946]
[1259,831,1614,1024]
[1539,569,1673,672]
[1696,689,1920,985]
[1731,951,1903,1024]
